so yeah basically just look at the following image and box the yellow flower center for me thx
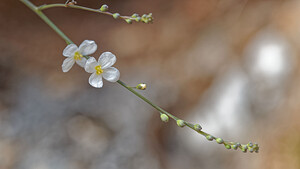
[95,65,103,75]
[74,51,83,60]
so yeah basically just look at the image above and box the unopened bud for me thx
[131,13,138,18]
[113,13,120,19]
[232,144,238,150]
[100,4,108,12]
[249,148,254,153]
[206,135,214,141]
[216,138,224,144]
[135,17,141,22]
[160,114,169,122]
[248,142,253,147]
[193,124,202,131]
[125,19,132,24]
[225,144,231,149]
[176,120,185,127]
[136,83,146,90]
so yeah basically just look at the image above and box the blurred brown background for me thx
[1,0,300,169]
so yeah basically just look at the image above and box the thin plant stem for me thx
[37,3,135,20]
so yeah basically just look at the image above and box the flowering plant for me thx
[20,0,259,153]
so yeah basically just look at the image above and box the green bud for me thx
[248,142,253,147]
[231,144,238,150]
[100,4,108,12]
[136,83,146,90]
[135,17,141,22]
[242,145,248,150]
[249,148,254,153]
[125,19,132,24]
[242,148,247,153]
[236,143,241,147]
[131,13,138,18]
[193,124,202,131]
[216,138,224,144]
[176,120,185,127]
[225,144,231,149]
[206,135,214,141]
[142,14,147,19]
[113,13,120,19]
[160,114,169,122]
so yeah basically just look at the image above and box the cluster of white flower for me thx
[62,40,120,88]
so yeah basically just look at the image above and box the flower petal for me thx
[102,67,120,82]
[76,57,87,68]
[84,57,98,73]
[98,52,116,69]
[78,40,97,56]
[89,72,103,88]
[62,57,75,72]
[63,44,78,57]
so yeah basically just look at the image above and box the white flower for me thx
[62,40,97,72]
[85,52,120,88]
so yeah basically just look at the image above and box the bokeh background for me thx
[1,0,300,168]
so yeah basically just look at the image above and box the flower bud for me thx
[225,144,231,149]
[249,148,254,153]
[135,17,141,22]
[136,83,146,90]
[131,13,138,18]
[100,4,108,12]
[206,135,214,141]
[125,19,132,24]
[113,13,120,19]
[231,144,238,150]
[160,114,169,122]
[216,138,224,144]
[176,120,185,127]
[142,14,147,19]
[193,124,202,131]
[248,142,253,147]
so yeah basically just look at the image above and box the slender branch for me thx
[37,3,153,24]
[21,0,259,153]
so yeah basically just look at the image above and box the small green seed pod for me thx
[136,83,146,90]
[176,120,185,127]
[206,135,214,141]
[216,138,224,144]
[160,114,169,122]
[225,144,231,149]
[193,124,202,131]
[113,13,120,19]
[100,4,108,12]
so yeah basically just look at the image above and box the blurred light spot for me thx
[256,44,285,76]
